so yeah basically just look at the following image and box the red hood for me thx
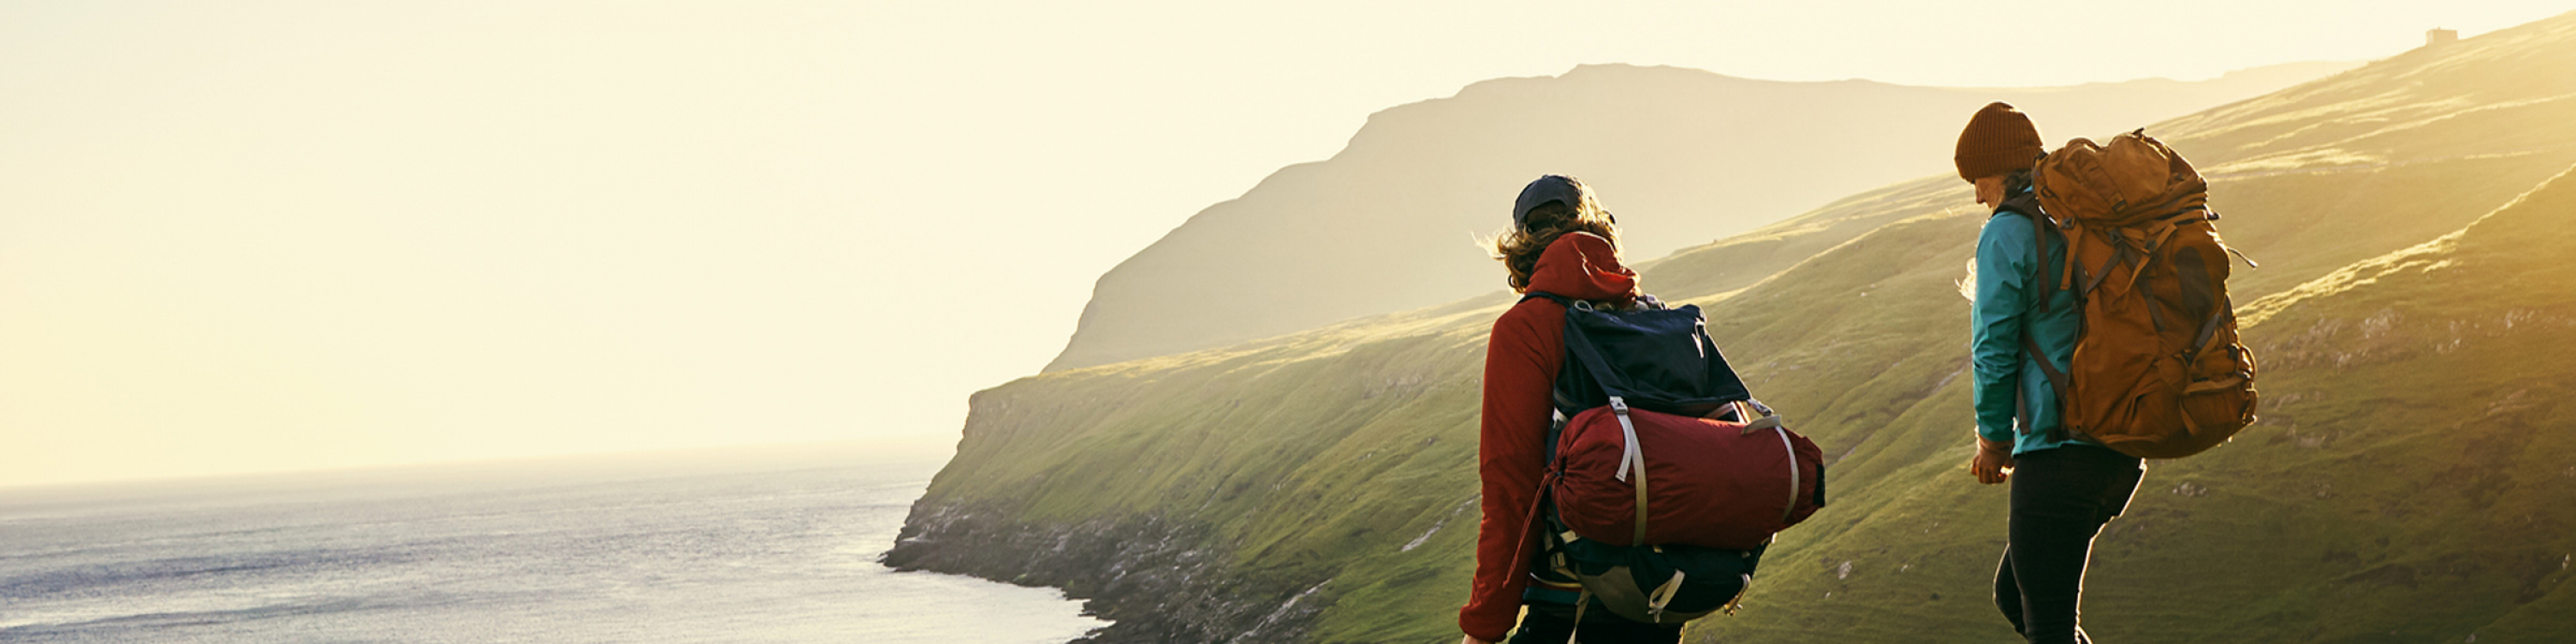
[1525,232,1638,302]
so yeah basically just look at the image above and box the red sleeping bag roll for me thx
[1550,404,1826,550]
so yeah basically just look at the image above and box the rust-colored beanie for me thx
[1954,101,2044,183]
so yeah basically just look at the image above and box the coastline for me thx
[884,500,1320,644]
[1,447,1110,644]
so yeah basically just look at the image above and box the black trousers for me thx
[1507,602,1684,644]
[1994,444,2143,644]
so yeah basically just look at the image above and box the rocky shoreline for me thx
[882,501,1327,644]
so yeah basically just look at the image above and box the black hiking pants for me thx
[1993,444,2143,644]
[1507,602,1683,644]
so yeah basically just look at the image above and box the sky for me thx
[2,1,2566,488]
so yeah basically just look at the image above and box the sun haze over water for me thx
[0,442,1107,642]
[2,1,2565,487]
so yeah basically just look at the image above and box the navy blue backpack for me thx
[1516,291,1826,635]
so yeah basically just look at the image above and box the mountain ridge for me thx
[1048,60,2362,372]
[896,10,2576,643]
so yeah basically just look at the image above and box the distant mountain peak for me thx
[1045,59,2362,372]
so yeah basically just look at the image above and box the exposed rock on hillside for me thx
[884,504,1320,643]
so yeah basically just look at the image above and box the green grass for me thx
[909,12,2576,644]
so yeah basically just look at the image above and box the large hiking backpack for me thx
[2029,131,2261,459]
[1516,292,1827,628]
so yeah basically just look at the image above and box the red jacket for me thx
[1460,232,1639,641]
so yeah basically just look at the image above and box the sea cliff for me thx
[892,12,2576,643]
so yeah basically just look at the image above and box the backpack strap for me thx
[1509,470,1564,595]
[1564,588,1593,644]
[1998,193,2058,315]
[1527,289,1655,544]
[1561,319,1651,519]
[2020,333,2075,444]
[1998,195,2075,444]
[1609,397,1649,546]
[2182,300,2236,366]
[2080,246,2125,299]
[1558,311,1635,401]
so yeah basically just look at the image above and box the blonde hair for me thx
[1488,200,1619,292]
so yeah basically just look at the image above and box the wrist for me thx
[1977,435,2014,454]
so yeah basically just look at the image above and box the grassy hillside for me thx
[1048,62,2356,371]
[1687,164,2576,644]
[900,11,2576,644]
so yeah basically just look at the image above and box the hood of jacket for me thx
[1524,232,1639,302]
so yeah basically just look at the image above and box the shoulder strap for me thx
[2020,333,2074,443]
[1997,195,2074,443]
[1558,319,1631,401]
[1996,192,2059,315]
[1521,290,1637,402]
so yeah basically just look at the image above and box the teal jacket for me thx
[1971,195,2082,454]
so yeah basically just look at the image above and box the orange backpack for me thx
[2030,131,2259,459]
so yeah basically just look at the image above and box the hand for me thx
[1971,436,2014,485]
[1461,635,1494,644]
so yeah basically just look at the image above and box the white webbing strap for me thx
[1610,397,1641,483]
[1722,574,1753,615]
[1646,568,1686,623]
[1564,588,1591,644]
[1611,396,1651,547]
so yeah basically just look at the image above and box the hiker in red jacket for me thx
[1459,175,1674,644]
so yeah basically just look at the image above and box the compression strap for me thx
[1610,396,1649,547]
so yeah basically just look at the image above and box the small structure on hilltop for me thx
[2427,27,2459,48]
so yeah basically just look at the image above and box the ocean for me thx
[0,447,1109,643]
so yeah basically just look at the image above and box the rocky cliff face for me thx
[884,503,1323,643]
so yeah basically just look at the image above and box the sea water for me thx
[0,447,1108,643]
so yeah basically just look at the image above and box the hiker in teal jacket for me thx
[1957,102,2146,644]
[1968,179,2080,455]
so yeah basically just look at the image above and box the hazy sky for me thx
[3,1,2565,487]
